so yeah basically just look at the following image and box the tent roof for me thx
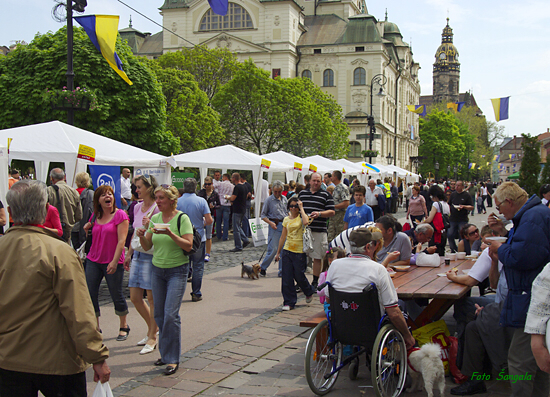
[334,158,364,174]
[302,155,345,173]
[0,121,165,167]
[508,171,520,179]
[263,151,305,167]
[173,145,293,172]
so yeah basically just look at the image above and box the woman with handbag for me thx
[124,174,160,354]
[422,185,450,256]
[197,176,220,262]
[137,184,194,376]
[274,197,315,311]
[83,185,130,340]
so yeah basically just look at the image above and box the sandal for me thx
[116,326,130,341]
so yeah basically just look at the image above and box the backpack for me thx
[176,213,201,256]
[438,202,451,230]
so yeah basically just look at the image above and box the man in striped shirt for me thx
[298,172,335,288]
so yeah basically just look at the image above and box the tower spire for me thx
[385,8,388,22]
[129,15,133,28]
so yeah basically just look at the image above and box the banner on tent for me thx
[77,144,96,162]
[171,172,194,188]
[135,167,169,185]
[294,162,302,171]
[249,218,269,246]
[89,165,121,208]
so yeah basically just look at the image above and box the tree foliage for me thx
[418,109,465,179]
[212,60,349,157]
[518,133,541,196]
[0,26,179,155]
[156,46,239,103]
[147,61,223,153]
[540,153,550,186]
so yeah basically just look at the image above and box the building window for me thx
[199,3,253,31]
[302,70,312,79]
[323,69,334,87]
[272,68,281,79]
[314,48,322,54]
[349,141,362,158]
[355,46,364,52]
[353,67,366,85]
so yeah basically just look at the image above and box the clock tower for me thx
[433,18,460,103]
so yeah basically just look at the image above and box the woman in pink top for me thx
[83,185,130,340]
[43,203,63,237]
[406,185,427,227]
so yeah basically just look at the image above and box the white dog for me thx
[406,343,445,397]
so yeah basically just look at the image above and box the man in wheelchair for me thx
[324,228,415,350]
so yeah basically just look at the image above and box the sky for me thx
[2,0,550,139]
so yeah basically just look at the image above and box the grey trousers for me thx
[508,327,550,397]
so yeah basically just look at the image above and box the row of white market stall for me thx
[0,121,419,222]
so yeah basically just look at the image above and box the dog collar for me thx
[407,347,421,373]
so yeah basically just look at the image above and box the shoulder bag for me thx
[438,202,451,230]
[302,216,314,255]
[177,212,201,256]
[130,203,157,254]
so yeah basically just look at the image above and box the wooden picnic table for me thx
[392,258,477,329]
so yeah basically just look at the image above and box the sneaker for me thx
[450,380,487,395]
[306,295,313,303]
[191,293,202,302]
[204,254,210,262]
[242,241,250,249]
[282,305,293,311]
[295,284,302,293]
[260,269,266,277]
[229,247,243,252]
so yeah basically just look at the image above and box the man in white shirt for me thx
[325,228,415,349]
[120,168,132,210]
[215,173,235,241]
[365,179,383,221]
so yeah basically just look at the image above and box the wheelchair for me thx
[304,282,407,396]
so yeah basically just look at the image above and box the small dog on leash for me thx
[407,343,445,397]
[241,262,261,279]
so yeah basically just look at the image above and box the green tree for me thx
[0,26,179,155]
[518,133,541,196]
[147,61,223,153]
[540,154,550,186]
[418,109,465,179]
[212,60,349,157]
[156,46,239,103]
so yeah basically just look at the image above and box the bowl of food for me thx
[393,265,411,272]
[153,223,171,230]
[456,252,466,260]
[387,268,396,278]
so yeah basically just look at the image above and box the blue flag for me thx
[208,0,228,15]
[89,165,122,209]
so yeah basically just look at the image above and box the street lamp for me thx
[411,156,423,175]
[386,152,394,165]
[368,74,388,163]
[435,161,440,182]
[454,164,458,181]
[447,165,451,180]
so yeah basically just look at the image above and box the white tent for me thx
[302,155,346,174]
[172,145,293,218]
[0,146,7,221]
[0,121,171,186]
[263,151,305,183]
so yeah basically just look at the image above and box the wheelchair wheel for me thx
[371,324,407,397]
[348,357,359,380]
[305,319,343,395]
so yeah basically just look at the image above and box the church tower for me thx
[433,18,460,103]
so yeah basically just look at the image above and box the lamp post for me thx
[368,74,387,163]
[447,165,451,181]
[454,164,458,181]
[435,161,440,182]
[386,152,394,165]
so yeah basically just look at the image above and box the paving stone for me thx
[228,385,280,395]
[215,375,250,390]
[124,385,166,397]
[180,357,214,370]
[228,344,271,358]
[159,390,195,397]
[241,358,279,374]
[218,357,238,364]
[146,376,181,388]
[247,338,282,349]
[228,335,255,343]
[172,379,211,393]
[179,369,229,384]
[204,361,241,374]
[201,353,222,361]
[216,340,244,352]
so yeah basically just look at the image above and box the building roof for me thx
[159,0,189,10]
[297,15,348,46]
[419,91,479,109]
[337,14,382,44]
[137,32,163,56]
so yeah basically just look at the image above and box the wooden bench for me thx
[300,310,326,328]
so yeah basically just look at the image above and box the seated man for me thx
[328,221,375,254]
[404,223,437,255]
[325,228,415,349]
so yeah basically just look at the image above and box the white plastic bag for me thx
[416,252,441,267]
[92,382,114,397]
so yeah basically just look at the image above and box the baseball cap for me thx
[349,228,383,247]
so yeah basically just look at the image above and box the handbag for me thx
[438,202,451,230]
[84,214,96,254]
[302,217,314,255]
[177,213,201,256]
[130,203,157,254]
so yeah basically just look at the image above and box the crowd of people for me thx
[3,165,550,396]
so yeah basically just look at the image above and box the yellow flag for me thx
[77,144,96,162]
[293,162,302,171]
[309,164,317,173]
[261,158,271,169]
[7,138,12,154]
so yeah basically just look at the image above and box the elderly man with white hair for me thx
[259,180,287,277]
[0,180,110,395]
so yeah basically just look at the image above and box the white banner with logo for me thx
[249,218,269,247]
[134,167,170,186]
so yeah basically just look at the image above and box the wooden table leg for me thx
[409,298,455,329]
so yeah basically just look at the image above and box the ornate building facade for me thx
[122,0,421,168]
[432,18,460,104]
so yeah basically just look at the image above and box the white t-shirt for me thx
[120,175,132,200]
[467,247,503,283]
[432,201,450,215]
[325,255,398,315]
[481,186,488,195]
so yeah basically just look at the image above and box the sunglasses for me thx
[160,184,171,189]
[468,229,479,236]
[204,183,212,186]
[289,204,299,209]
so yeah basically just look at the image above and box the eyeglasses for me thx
[468,229,479,236]
[289,204,299,209]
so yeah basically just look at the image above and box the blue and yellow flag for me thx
[491,97,509,121]
[208,0,229,15]
[75,15,133,85]
[406,105,426,117]
[446,101,465,112]
[494,155,500,161]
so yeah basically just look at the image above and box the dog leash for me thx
[257,246,268,263]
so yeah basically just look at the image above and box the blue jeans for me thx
[85,259,128,317]
[189,242,205,297]
[281,250,314,307]
[241,201,252,237]
[260,222,283,275]
[152,264,188,364]
[447,221,467,253]
[233,212,249,250]
[216,206,230,241]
